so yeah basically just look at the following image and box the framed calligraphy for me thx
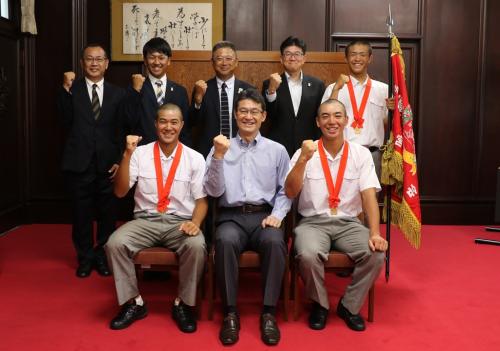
[111,0,224,61]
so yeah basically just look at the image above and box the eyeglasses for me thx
[283,51,304,59]
[237,108,263,116]
[146,54,169,61]
[348,51,370,58]
[84,56,107,63]
[214,56,235,63]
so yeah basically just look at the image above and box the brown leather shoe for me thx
[260,313,280,345]
[219,312,240,345]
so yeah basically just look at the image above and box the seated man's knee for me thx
[295,247,322,268]
[260,228,285,248]
[184,233,207,254]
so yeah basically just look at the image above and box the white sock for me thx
[134,295,144,306]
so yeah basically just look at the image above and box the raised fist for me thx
[213,134,230,159]
[63,71,76,92]
[268,73,282,93]
[125,135,142,153]
[333,74,350,93]
[299,140,317,162]
[193,80,208,105]
[131,74,146,92]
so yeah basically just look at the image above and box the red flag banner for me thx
[381,35,422,249]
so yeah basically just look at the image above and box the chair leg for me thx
[368,285,375,322]
[207,253,214,320]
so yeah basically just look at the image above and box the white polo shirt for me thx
[289,141,380,218]
[129,141,206,218]
[322,76,388,148]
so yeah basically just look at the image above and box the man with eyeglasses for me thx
[262,36,325,156]
[121,37,190,146]
[321,40,394,178]
[57,44,125,278]
[204,88,291,346]
[189,41,253,158]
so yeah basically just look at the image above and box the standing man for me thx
[58,44,125,278]
[105,103,207,333]
[322,40,393,178]
[122,37,190,146]
[285,99,387,331]
[189,41,253,158]
[262,36,325,156]
[204,89,291,346]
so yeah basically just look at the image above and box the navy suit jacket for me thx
[58,78,126,173]
[189,77,253,158]
[262,73,325,156]
[122,77,190,146]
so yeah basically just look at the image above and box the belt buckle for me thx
[242,204,251,213]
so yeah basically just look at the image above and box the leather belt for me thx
[367,146,380,153]
[221,204,272,214]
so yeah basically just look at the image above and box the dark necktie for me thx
[91,84,101,120]
[155,80,164,105]
[220,82,230,138]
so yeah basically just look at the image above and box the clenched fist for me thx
[63,71,76,92]
[193,80,208,105]
[267,73,282,94]
[299,140,317,162]
[213,134,230,159]
[132,74,146,92]
[330,74,350,98]
[125,135,142,153]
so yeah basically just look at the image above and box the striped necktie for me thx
[91,84,101,120]
[155,80,164,105]
[220,82,230,138]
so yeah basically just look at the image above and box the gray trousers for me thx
[215,210,287,308]
[371,148,382,180]
[294,216,384,314]
[105,214,206,306]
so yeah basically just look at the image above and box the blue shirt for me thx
[204,133,292,221]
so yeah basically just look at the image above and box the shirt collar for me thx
[149,74,167,87]
[236,132,261,147]
[349,74,370,87]
[150,142,180,161]
[318,139,347,162]
[85,77,104,89]
[285,71,303,84]
[216,75,235,89]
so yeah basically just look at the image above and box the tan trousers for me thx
[105,214,206,306]
[294,215,384,314]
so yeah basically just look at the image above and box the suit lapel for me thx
[207,78,220,118]
[280,73,295,117]
[143,77,158,106]
[296,76,311,119]
[74,79,94,122]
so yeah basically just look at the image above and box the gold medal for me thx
[330,207,337,215]
[354,127,361,134]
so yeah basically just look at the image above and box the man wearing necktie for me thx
[189,41,253,158]
[121,37,190,146]
[57,44,125,278]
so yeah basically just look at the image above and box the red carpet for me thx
[1,224,500,350]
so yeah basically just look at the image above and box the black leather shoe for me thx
[94,257,111,276]
[172,302,197,333]
[308,303,328,330]
[110,302,148,330]
[219,312,240,345]
[336,300,365,331]
[76,261,92,278]
[260,313,280,345]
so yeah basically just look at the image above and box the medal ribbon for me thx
[347,77,372,130]
[153,142,183,213]
[318,139,349,211]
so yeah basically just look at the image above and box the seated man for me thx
[204,88,291,346]
[105,103,207,333]
[285,99,387,331]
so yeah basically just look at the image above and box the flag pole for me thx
[384,4,394,282]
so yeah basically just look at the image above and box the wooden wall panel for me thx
[270,0,328,51]
[226,0,264,50]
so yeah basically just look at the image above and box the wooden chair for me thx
[133,247,204,317]
[206,210,291,321]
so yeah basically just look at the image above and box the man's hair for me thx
[143,37,172,58]
[80,43,108,59]
[235,88,266,112]
[156,103,183,121]
[279,36,307,55]
[212,41,237,56]
[345,40,373,57]
[317,99,347,117]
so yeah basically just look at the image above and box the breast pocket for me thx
[341,170,360,199]
[170,173,191,203]
[369,98,386,120]
[305,169,327,196]
[137,171,158,195]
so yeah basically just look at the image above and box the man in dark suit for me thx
[262,36,325,156]
[121,37,190,146]
[58,44,125,278]
[189,41,253,158]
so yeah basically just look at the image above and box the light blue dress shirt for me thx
[204,133,292,221]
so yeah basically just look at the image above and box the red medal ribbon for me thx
[153,142,183,213]
[318,139,349,212]
[347,77,372,130]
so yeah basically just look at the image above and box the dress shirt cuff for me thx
[194,102,201,109]
[265,90,277,102]
[205,157,225,197]
[270,209,286,222]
